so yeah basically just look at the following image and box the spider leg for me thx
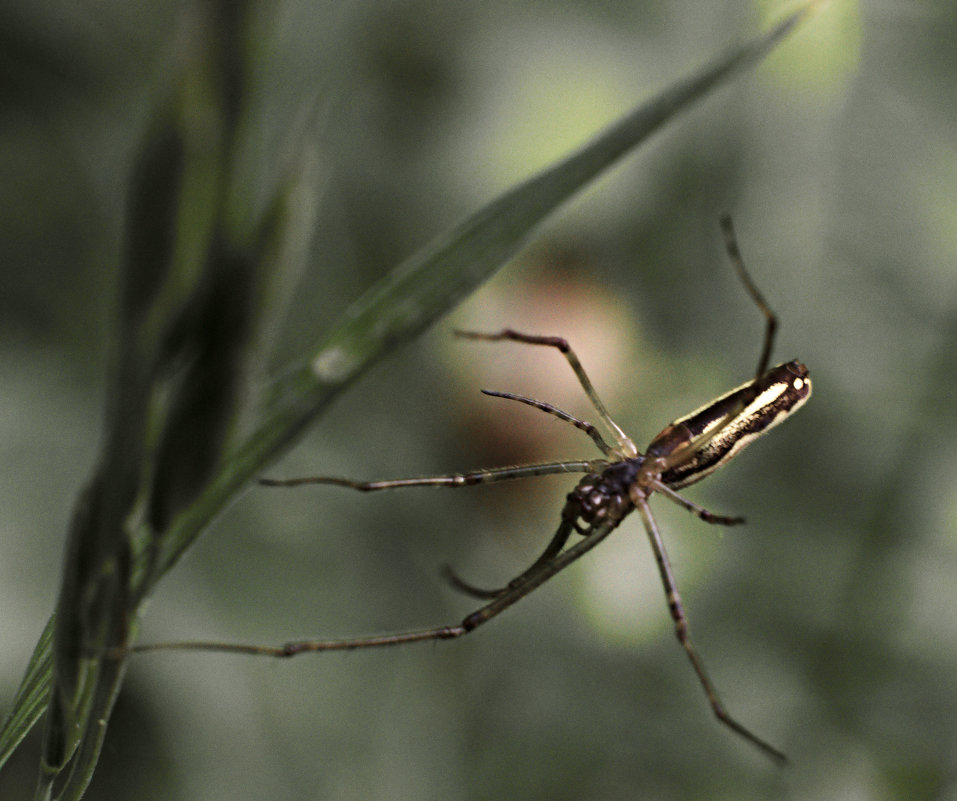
[480,389,617,458]
[634,497,786,764]
[259,460,606,490]
[440,567,503,600]
[442,518,576,599]
[454,328,638,458]
[131,519,618,658]
[720,215,777,384]
[652,481,745,526]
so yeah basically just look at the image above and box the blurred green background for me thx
[3,0,957,799]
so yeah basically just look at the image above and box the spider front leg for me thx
[455,328,638,459]
[261,461,608,600]
[259,460,604,490]
[132,518,619,658]
[479,389,616,458]
[442,517,577,600]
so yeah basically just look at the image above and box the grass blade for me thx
[0,618,53,769]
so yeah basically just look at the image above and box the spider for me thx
[136,216,811,764]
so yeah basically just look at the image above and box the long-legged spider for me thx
[136,217,811,763]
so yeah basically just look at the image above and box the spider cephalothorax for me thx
[564,459,641,531]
